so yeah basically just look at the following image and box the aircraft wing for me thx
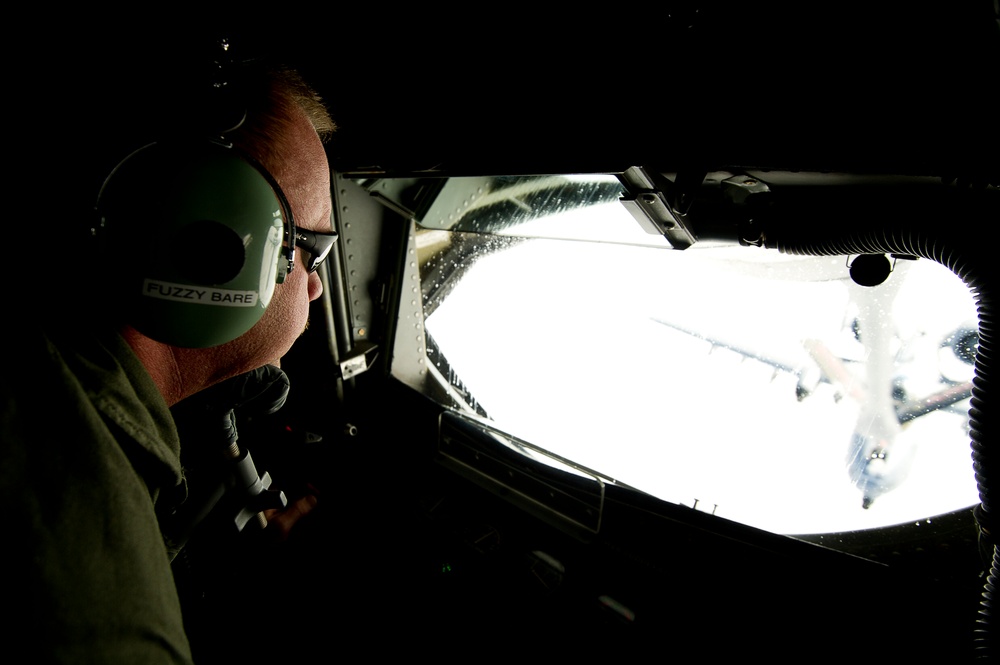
[896,381,974,424]
[654,315,974,422]
[650,316,831,400]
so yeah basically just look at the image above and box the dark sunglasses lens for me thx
[296,230,338,272]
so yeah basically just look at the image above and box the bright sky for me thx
[426,233,980,535]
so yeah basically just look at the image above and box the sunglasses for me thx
[294,227,338,273]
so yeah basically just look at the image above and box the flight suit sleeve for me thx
[2,330,194,664]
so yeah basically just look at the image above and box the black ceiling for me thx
[280,4,999,178]
[21,4,1000,180]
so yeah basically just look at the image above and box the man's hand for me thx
[262,491,319,542]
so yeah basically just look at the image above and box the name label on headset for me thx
[143,279,258,307]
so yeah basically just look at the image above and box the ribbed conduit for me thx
[756,185,996,656]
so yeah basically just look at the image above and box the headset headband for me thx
[93,39,300,348]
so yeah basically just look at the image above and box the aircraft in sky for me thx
[652,256,977,509]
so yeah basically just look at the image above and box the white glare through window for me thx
[418,187,979,536]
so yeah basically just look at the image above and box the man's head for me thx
[99,62,335,343]
[22,32,338,401]
[201,72,336,377]
[97,52,336,403]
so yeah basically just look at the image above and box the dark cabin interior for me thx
[27,4,998,661]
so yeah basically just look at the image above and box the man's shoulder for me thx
[6,323,182,481]
[1,325,194,663]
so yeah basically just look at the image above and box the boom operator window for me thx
[403,174,979,537]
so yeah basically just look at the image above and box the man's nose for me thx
[308,271,324,302]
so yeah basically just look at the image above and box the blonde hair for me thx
[230,65,336,169]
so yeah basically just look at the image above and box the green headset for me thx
[93,39,319,349]
[95,139,296,348]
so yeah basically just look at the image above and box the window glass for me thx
[414,176,979,535]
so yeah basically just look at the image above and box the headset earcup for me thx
[96,142,290,348]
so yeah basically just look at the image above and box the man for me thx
[120,68,336,404]
[2,39,334,663]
